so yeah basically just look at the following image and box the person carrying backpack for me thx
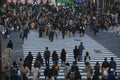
[84,51,90,66]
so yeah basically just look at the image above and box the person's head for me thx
[9,40,12,43]
[62,48,65,52]
[104,57,107,61]
[66,62,70,66]
[46,47,48,50]
[96,61,99,65]
[75,45,77,49]
[19,57,22,61]
[38,52,41,55]
[53,50,56,53]
[29,52,31,54]
[86,51,89,56]
[80,42,83,45]
[111,57,114,61]
[23,63,27,67]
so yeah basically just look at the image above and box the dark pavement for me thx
[1,28,120,61]
[86,28,120,58]
[1,31,23,61]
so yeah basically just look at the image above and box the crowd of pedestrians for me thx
[2,40,120,80]
[1,1,120,80]
[0,1,120,41]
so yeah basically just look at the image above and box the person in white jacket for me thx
[31,65,40,80]
[63,62,71,80]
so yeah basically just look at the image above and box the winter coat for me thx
[31,67,40,80]
[64,65,71,76]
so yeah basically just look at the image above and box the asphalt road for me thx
[1,28,120,62]
[86,28,120,58]
[1,31,23,61]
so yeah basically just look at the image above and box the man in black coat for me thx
[44,47,50,66]
[25,52,33,73]
[44,64,53,80]
[52,50,58,65]
[73,45,79,63]
[61,48,66,66]
[7,40,13,49]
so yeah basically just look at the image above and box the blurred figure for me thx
[73,45,79,63]
[85,63,93,80]
[78,42,85,61]
[101,57,109,80]
[7,40,13,49]
[52,50,58,65]
[109,57,116,72]
[92,62,101,80]
[63,62,71,80]
[31,65,40,80]
[21,63,30,80]
[61,48,67,66]
[106,68,116,80]
[84,51,91,66]
[44,47,50,66]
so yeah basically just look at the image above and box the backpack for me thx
[86,56,90,62]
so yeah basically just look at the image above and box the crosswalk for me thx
[23,30,120,80]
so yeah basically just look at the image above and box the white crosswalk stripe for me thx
[23,30,120,80]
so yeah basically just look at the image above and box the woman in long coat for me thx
[60,49,66,66]
[85,63,93,80]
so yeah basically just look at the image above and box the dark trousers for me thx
[45,59,49,66]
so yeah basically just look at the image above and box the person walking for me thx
[85,63,93,80]
[101,57,109,80]
[78,42,85,61]
[31,65,40,80]
[23,28,29,41]
[21,63,30,80]
[73,45,79,63]
[60,48,67,66]
[52,50,58,65]
[36,52,44,66]
[7,40,13,49]
[44,47,50,66]
[49,29,54,42]
[84,51,91,66]
[109,57,116,72]
[53,61,60,80]
[92,62,101,80]
[44,64,54,80]
[63,62,71,80]
[74,67,82,80]
[24,52,33,74]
